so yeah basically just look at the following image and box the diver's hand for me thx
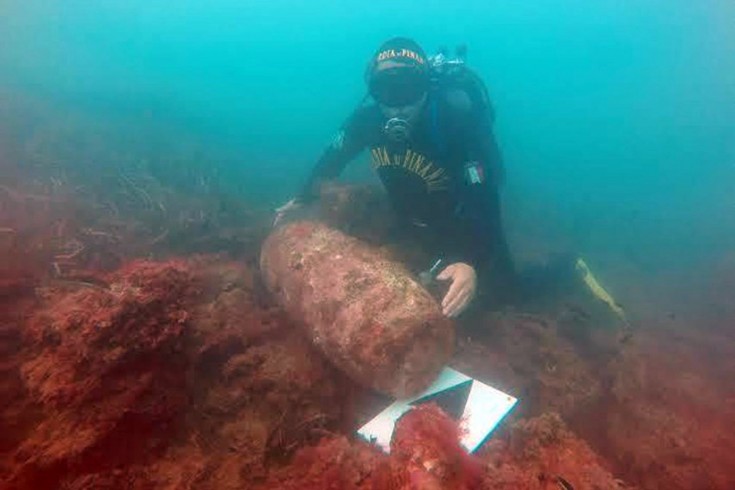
[437,263,477,318]
[273,198,302,227]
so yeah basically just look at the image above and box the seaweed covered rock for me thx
[260,221,454,398]
[257,403,481,490]
[8,260,193,488]
[453,312,602,417]
[255,407,633,490]
[480,412,630,489]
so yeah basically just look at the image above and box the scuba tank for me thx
[425,44,495,161]
[428,44,492,115]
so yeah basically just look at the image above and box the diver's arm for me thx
[433,104,511,315]
[438,98,505,268]
[274,107,371,226]
[466,97,505,188]
[432,166,505,316]
[429,90,511,315]
[296,106,373,204]
[458,93,509,263]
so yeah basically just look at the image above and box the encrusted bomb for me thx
[260,221,454,398]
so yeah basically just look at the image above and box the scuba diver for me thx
[274,36,517,318]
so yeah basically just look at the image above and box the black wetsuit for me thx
[299,84,516,296]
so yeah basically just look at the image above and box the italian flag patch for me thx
[465,161,485,184]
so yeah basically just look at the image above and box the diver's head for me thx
[366,37,429,142]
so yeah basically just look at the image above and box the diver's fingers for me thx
[441,278,461,312]
[444,285,470,317]
[455,290,473,316]
[445,289,469,318]
[436,264,456,281]
[446,279,478,317]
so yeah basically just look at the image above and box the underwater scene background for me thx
[1,1,734,489]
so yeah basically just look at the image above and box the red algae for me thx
[389,403,483,490]
[480,412,628,489]
[1,177,734,490]
[9,260,193,488]
[578,329,735,489]
[257,403,483,490]
[257,404,625,490]
[1,256,355,490]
